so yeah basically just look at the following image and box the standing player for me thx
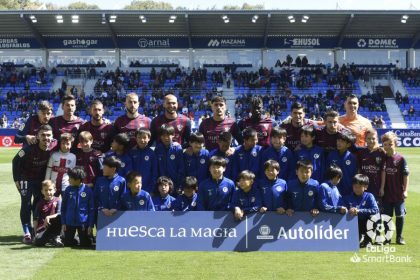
[12,125,56,243]
[150,94,191,147]
[199,96,242,151]
[339,94,373,147]
[50,94,85,145]
[114,93,151,149]
[238,96,276,148]
[14,100,53,146]
[316,110,349,155]
[45,133,77,196]
[280,102,314,151]
[79,100,114,153]
[380,132,410,245]
[357,128,386,202]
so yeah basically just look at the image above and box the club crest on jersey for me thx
[144,156,149,161]
[252,151,257,157]
[80,192,86,198]
[200,159,205,164]
[276,186,282,192]
[223,187,228,193]
[191,201,196,207]
[170,154,176,160]
[18,150,25,157]
[67,159,72,164]
[208,189,213,196]
[345,160,351,166]
[263,124,269,130]
[376,157,382,164]
[75,124,80,130]
[139,200,145,206]
[282,157,287,162]
[101,132,107,139]
[90,156,95,162]
[314,154,320,159]
[177,124,183,131]
[308,190,314,196]
[167,202,171,209]
[251,196,256,203]
[362,201,366,206]
[113,186,119,192]
[393,160,399,166]
[121,162,126,168]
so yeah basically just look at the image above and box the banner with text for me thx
[341,38,411,49]
[97,211,359,252]
[118,37,189,49]
[191,37,264,49]
[0,38,41,49]
[267,37,337,49]
[46,37,115,49]
[377,129,420,147]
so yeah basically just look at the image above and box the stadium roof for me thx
[1,10,420,47]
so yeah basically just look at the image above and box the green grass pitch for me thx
[0,147,419,279]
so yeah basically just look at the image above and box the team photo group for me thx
[12,91,409,249]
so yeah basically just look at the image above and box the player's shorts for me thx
[382,202,406,217]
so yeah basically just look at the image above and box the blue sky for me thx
[53,0,420,10]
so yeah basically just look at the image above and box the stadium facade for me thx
[0,10,419,68]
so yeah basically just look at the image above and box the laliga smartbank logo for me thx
[350,214,412,263]
[366,214,395,244]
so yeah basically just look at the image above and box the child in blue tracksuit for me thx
[318,164,347,214]
[152,176,176,211]
[197,156,236,211]
[61,167,94,247]
[232,170,262,220]
[286,160,320,217]
[260,127,294,181]
[130,128,158,194]
[209,131,235,180]
[119,171,154,211]
[326,131,358,196]
[345,174,379,247]
[184,132,210,184]
[94,156,127,218]
[295,125,325,182]
[155,125,185,192]
[258,159,287,214]
[105,133,132,177]
[173,176,199,211]
[232,127,263,181]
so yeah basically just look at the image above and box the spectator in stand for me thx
[339,94,373,147]
[1,113,8,128]
[408,105,415,117]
